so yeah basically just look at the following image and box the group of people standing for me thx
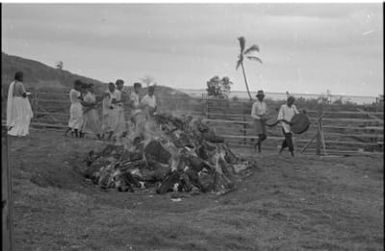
[251,90,301,157]
[65,79,157,141]
[5,70,301,157]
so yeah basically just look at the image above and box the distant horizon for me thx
[3,50,383,99]
[178,88,382,98]
[2,51,380,105]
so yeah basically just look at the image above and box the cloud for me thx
[254,3,377,19]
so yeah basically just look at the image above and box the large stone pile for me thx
[82,113,256,195]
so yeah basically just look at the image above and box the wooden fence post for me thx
[205,95,209,119]
[315,127,321,155]
[243,114,246,146]
[314,104,328,156]
[243,102,247,146]
[2,127,14,251]
[319,114,327,156]
[315,107,322,156]
[201,94,205,117]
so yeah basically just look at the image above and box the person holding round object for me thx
[290,112,311,134]
[6,71,34,136]
[265,107,280,128]
[277,96,300,157]
[251,90,268,153]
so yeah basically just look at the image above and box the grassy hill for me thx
[1,53,201,121]
[2,52,106,92]
[2,53,194,99]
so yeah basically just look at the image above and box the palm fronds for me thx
[246,56,263,64]
[244,44,260,55]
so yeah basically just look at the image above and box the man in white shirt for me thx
[277,96,299,156]
[129,82,143,124]
[115,79,127,137]
[102,82,120,140]
[251,90,267,153]
[141,85,157,117]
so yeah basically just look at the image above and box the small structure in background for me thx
[56,61,63,70]
[326,89,332,104]
[317,90,333,105]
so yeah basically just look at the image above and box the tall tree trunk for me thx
[240,62,252,101]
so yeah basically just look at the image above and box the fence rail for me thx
[3,92,383,156]
[203,97,383,155]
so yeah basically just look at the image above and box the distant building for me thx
[376,94,384,105]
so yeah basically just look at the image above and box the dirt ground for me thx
[6,130,384,251]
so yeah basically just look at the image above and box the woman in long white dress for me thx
[6,71,33,136]
[81,83,102,139]
[65,80,84,137]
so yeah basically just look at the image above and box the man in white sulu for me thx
[6,71,33,136]
[141,85,157,118]
[251,90,268,153]
[102,82,121,140]
[130,82,143,123]
[114,79,127,137]
[277,96,299,157]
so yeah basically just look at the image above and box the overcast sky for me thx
[2,3,383,96]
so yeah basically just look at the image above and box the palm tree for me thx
[236,37,263,101]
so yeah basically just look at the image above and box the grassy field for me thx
[7,130,384,250]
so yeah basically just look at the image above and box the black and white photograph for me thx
[1,1,383,250]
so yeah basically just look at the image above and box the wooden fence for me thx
[2,127,13,251]
[0,90,206,131]
[1,90,383,156]
[203,98,383,155]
